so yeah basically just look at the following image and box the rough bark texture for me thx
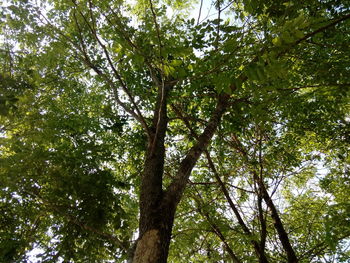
[132,93,231,263]
[133,82,172,263]
[133,230,161,263]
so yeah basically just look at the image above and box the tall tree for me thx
[1,0,349,262]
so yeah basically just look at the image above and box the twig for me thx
[71,1,151,137]
[197,0,204,25]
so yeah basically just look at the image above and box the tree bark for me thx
[132,93,230,263]
[132,81,171,262]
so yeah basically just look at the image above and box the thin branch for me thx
[294,13,350,46]
[97,6,162,88]
[206,150,269,263]
[197,0,204,25]
[257,133,267,256]
[215,0,221,51]
[148,0,163,60]
[146,0,171,157]
[172,103,269,262]
[277,83,350,92]
[71,1,151,137]
[229,135,298,263]
[36,6,151,136]
[70,10,150,135]
[191,190,242,263]
[189,181,218,185]
[300,231,350,262]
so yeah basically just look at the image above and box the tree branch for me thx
[197,0,204,25]
[294,13,350,46]
[191,190,242,263]
[173,105,269,262]
[71,1,151,137]
[36,6,151,136]
[229,135,298,263]
[148,0,163,60]
[163,93,230,208]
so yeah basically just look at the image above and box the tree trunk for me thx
[132,81,172,263]
[132,141,177,263]
[132,93,231,262]
[132,207,176,263]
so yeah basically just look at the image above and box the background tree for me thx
[1,0,349,262]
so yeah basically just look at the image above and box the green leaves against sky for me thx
[1,0,350,262]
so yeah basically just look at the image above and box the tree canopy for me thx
[1,0,350,262]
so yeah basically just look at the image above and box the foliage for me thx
[1,0,350,262]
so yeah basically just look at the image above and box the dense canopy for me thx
[1,0,350,262]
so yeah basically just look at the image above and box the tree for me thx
[1,0,350,262]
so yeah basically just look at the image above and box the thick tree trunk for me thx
[132,208,175,263]
[132,82,172,263]
[133,142,177,263]
[132,93,231,263]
